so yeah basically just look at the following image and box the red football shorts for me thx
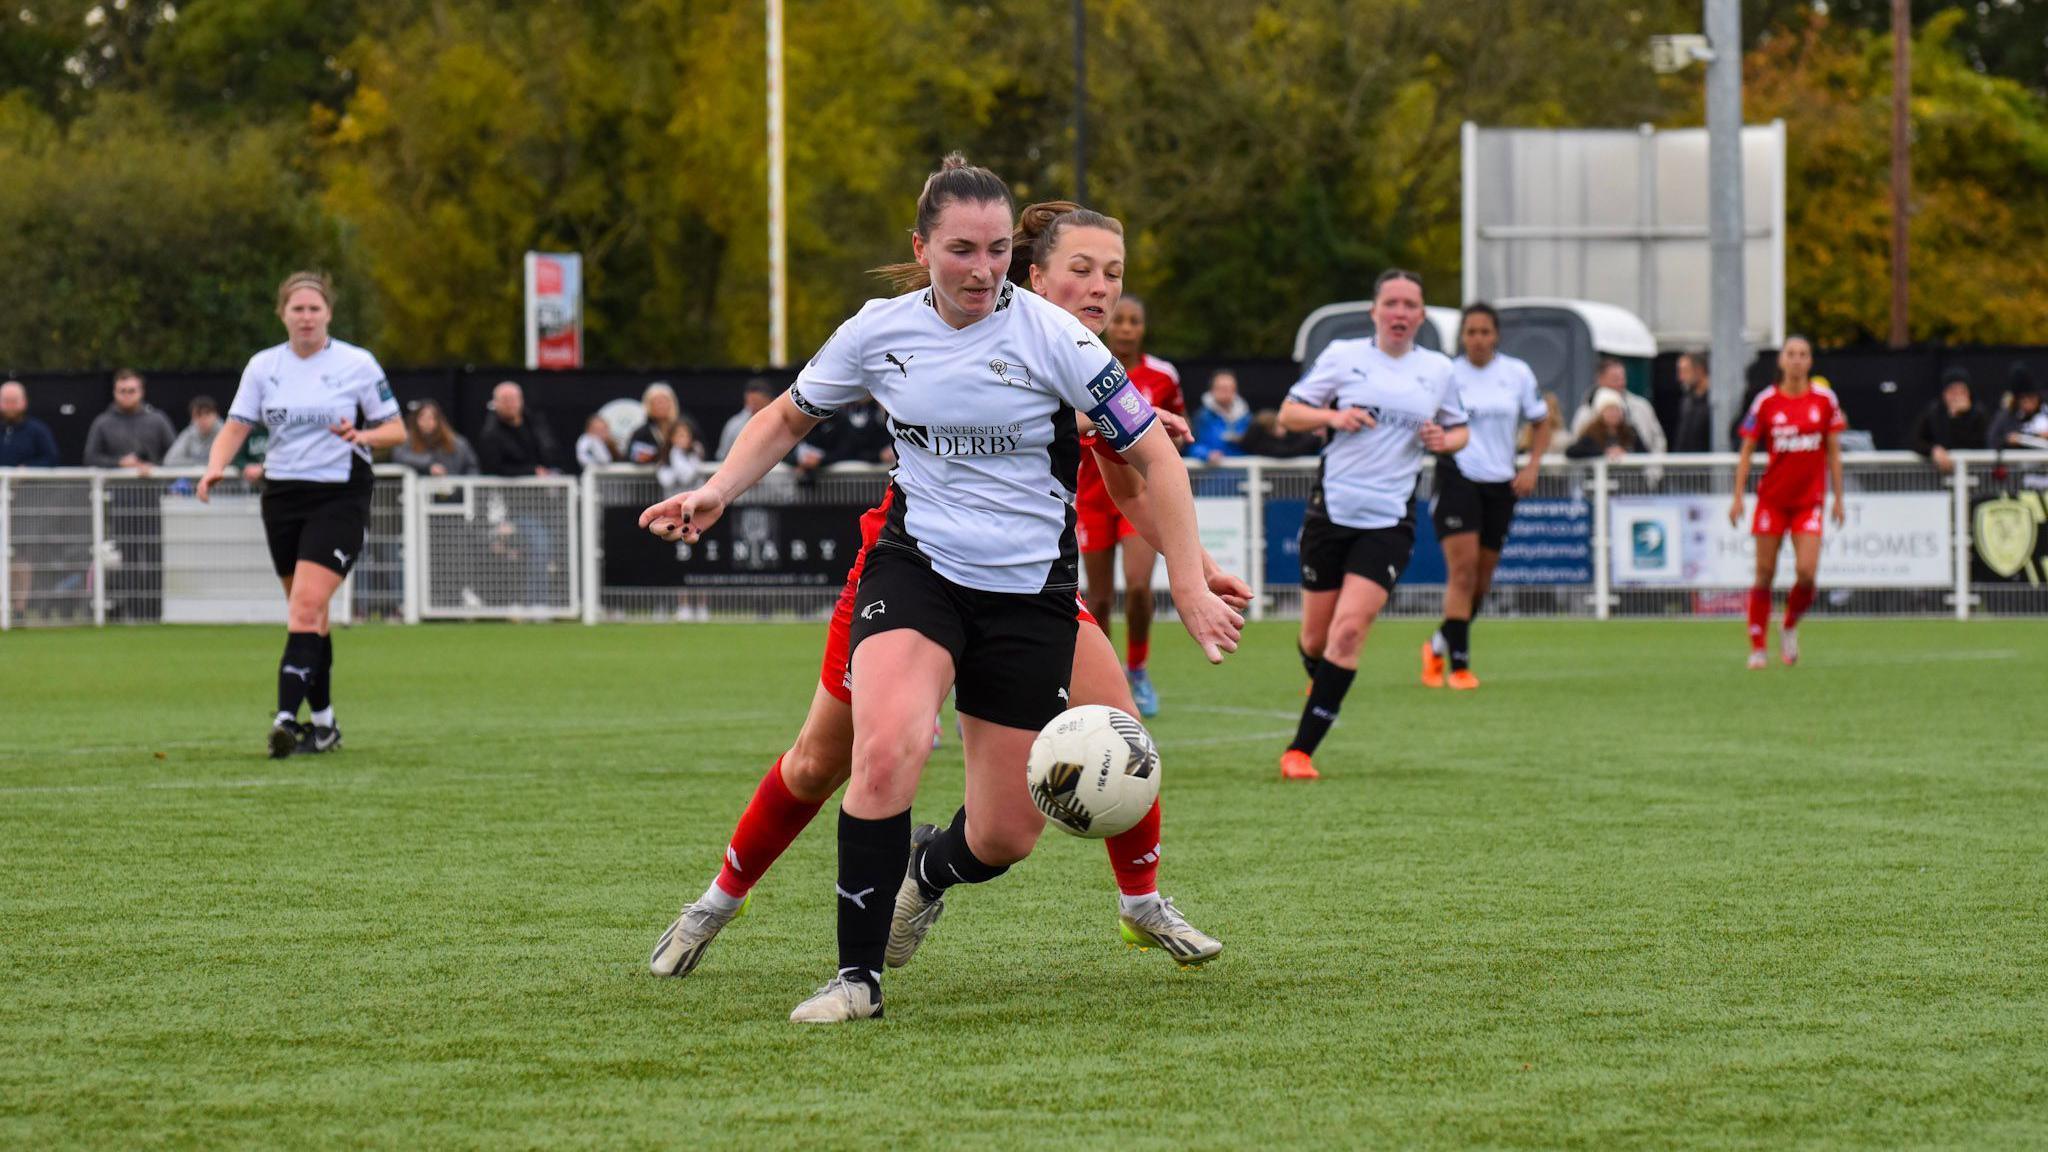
[1753,498,1823,537]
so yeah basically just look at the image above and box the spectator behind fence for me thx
[656,421,706,492]
[164,396,222,467]
[83,369,177,472]
[575,414,616,471]
[718,378,777,460]
[393,399,479,476]
[1240,408,1324,457]
[627,382,690,465]
[1565,389,1645,460]
[0,380,60,467]
[1569,358,1666,455]
[476,381,559,476]
[1913,366,1989,472]
[1988,363,2046,449]
[1188,369,1251,463]
[1673,350,1714,453]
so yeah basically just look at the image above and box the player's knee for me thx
[781,738,849,802]
[848,727,926,799]
[1327,615,1370,659]
[1086,592,1112,622]
[286,601,325,632]
[1126,586,1153,614]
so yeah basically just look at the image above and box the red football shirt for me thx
[1078,354,1183,493]
[1740,384,1846,507]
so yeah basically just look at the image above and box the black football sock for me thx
[276,631,322,721]
[837,807,910,989]
[1298,640,1322,680]
[307,634,334,717]
[1288,662,1358,756]
[1443,617,1472,672]
[913,806,1009,900]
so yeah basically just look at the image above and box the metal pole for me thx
[766,0,789,366]
[1245,461,1265,622]
[1072,0,1088,203]
[1952,455,1970,620]
[1592,459,1611,620]
[90,473,107,627]
[1705,0,1748,450]
[580,470,601,626]
[0,475,12,631]
[1890,0,1911,348]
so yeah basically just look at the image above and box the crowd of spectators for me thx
[7,354,2048,485]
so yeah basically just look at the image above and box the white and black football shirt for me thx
[1449,352,1546,483]
[1287,338,1467,530]
[227,339,399,484]
[791,283,1158,594]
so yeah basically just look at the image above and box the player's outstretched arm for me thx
[1827,430,1847,526]
[196,419,253,502]
[1095,439,1251,612]
[641,392,821,543]
[1120,427,1244,663]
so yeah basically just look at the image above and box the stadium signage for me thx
[1610,495,1952,588]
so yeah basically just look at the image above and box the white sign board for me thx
[1463,121,1786,349]
[1110,496,1250,592]
[161,494,353,624]
[1610,494,1951,588]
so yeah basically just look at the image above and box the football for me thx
[1026,705,1161,839]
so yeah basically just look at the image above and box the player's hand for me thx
[241,463,264,483]
[1199,550,1253,613]
[1511,465,1540,498]
[329,418,361,444]
[196,467,224,503]
[640,487,726,543]
[1419,421,1449,453]
[1329,407,1375,434]
[1157,410,1193,447]
[1173,583,1244,665]
[1727,497,1744,527]
[1831,498,1847,528]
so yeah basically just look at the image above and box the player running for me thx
[647,200,1242,991]
[1729,336,1846,669]
[641,158,1241,1023]
[197,271,405,758]
[1079,295,1185,717]
[1277,270,1468,781]
[1422,303,1550,690]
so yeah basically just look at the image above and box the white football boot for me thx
[649,894,747,978]
[1118,895,1223,967]
[886,823,945,968]
[789,971,883,1023]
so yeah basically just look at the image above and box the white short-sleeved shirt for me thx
[1449,352,1546,483]
[1286,338,1467,530]
[790,283,1157,593]
[228,339,399,484]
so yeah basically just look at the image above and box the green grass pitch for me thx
[3,619,2045,1150]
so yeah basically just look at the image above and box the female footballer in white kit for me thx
[1422,302,1551,690]
[199,272,405,758]
[639,155,1242,1023]
[1277,269,1468,781]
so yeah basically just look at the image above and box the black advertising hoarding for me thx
[603,502,870,588]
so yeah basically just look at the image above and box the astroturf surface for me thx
[3,619,2044,1150]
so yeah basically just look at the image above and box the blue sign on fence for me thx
[1262,495,1591,588]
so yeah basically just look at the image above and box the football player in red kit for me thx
[1728,337,1847,669]
[1078,296,1185,716]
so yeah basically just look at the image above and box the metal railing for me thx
[4,451,2043,629]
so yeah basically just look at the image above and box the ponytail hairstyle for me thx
[874,153,1015,292]
[276,270,336,312]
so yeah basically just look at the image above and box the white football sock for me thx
[1119,892,1163,916]
[1431,631,1447,655]
[311,708,335,727]
[275,711,295,726]
[700,881,743,914]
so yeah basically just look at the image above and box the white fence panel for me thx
[416,476,580,620]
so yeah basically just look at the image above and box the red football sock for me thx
[1785,582,1815,630]
[1126,639,1150,672]
[1103,800,1162,897]
[713,756,825,900]
[1746,587,1771,651]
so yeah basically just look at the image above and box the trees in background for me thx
[2,0,2043,369]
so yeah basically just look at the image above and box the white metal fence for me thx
[4,452,2044,630]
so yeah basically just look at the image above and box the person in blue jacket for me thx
[1185,368,1251,464]
[0,381,61,467]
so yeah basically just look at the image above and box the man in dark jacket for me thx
[1672,351,1715,453]
[1913,366,1990,472]
[82,370,176,472]
[0,380,61,467]
[476,381,561,476]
